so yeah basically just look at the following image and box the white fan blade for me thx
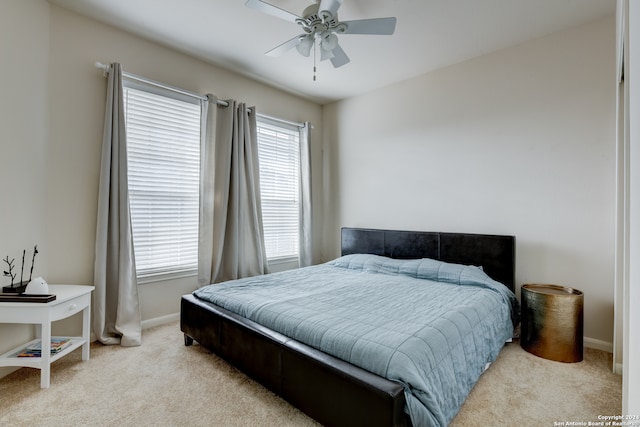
[265,35,303,57]
[342,17,397,35]
[318,0,343,17]
[245,0,301,23]
[330,43,350,68]
[320,47,335,61]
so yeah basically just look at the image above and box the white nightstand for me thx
[0,284,95,388]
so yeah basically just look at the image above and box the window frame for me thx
[123,78,201,283]
[256,116,302,266]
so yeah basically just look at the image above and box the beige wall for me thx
[0,0,51,377]
[45,5,323,322]
[0,1,322,367]
[322,17,616,346]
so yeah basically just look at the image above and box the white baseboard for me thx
[88,313,179,343]
[141,312,180,330]
[614,363,623,375]
[582,337,623,375]
[584,336,613,353]
[0,366,21,380]
[141,316,616,352]
[139,317,620,374]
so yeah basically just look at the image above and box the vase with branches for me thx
[29,245,39,282]
[3,256,16,286]
[2,245,39,293]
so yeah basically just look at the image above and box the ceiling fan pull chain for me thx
[313,40,317,81]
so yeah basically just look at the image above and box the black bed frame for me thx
[180,228,515,427]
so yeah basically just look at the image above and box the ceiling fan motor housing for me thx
[297,4,346,38]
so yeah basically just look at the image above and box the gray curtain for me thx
[298,122,313,267]
[93,63,142,346]
[198,96,269,285]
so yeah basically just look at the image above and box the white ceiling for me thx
[48,0,615,104]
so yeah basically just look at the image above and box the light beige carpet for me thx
[451,342,621,426]
[0,321,621,426]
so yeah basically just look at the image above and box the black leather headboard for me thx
[341,227,516,291]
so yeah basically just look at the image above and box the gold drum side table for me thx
[520,284,584,363]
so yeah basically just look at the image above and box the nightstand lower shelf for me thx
[0,336,87,368]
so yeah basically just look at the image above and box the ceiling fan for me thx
[245,0,397,68]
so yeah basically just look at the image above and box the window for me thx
[123,81,201,281]
[257,118,300,263]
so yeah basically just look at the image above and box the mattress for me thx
[193,254,519,426]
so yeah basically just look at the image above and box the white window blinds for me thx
[123,83,201,280]
[257,118,300,262]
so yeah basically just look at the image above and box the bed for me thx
[180,227,518,427]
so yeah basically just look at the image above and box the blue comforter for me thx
[194,254,519,427]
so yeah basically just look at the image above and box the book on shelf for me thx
[15,337,73,357]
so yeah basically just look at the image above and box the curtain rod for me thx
[95,62,224,105]
[95,62,308,129]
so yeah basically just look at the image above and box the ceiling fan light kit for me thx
[296,35,314,57]
[245,0,397,69]
[320,31,339,51]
